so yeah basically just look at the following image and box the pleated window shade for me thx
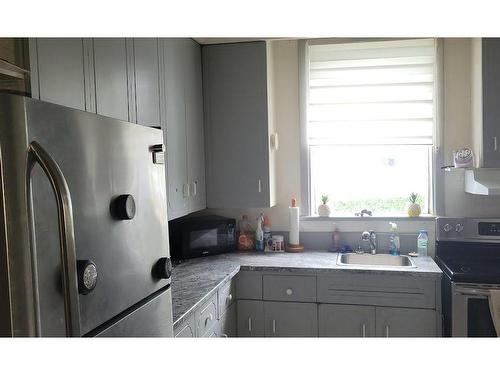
[307,39,436,146]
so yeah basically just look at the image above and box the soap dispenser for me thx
[389,222,400,256]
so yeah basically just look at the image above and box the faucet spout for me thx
[361,230,377,254]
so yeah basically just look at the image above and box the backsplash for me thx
[271,230,435,257]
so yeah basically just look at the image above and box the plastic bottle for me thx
[263,215,272,251]
[388,222,401,256]
[332,223,341,252]
[417,230,428,257]
[237,215,254,251]
[255,214,264,252]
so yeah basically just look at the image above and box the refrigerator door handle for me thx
[26,141,81,337]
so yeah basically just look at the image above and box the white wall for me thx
[207,38,500,233]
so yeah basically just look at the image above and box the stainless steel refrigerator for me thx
[0,93,173,337]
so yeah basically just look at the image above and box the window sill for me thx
[301,215,436,222]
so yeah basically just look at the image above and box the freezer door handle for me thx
[26,141,81,337]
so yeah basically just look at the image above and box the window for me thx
[306,39,436,216]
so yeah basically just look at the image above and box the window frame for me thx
[298,38,444,218]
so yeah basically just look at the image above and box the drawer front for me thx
[317,274,436,309]
[195,294,218,337]
[263,275,317,302]
[236,271,262,300]
[218,279,236,318]
[174,313,196,338]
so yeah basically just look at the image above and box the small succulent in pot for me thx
[407,192,422,217]
[318,194,331,217]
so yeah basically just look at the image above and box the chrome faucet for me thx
[361,230,377,255]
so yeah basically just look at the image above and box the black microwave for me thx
[168,215,236,260]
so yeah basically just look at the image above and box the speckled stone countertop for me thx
[171,251,442,328]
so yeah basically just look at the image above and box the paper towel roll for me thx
[289,202,300,246]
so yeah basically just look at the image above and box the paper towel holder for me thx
[286,198,304,253]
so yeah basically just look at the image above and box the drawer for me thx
[235,271,262,300]
[174,313,196,338]
[263,275,317,302]
[195,293,218,337]
[317,274,436,309]
[218,279,236,318]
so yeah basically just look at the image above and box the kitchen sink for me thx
[337,253,416,267]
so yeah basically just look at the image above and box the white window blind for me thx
[307,39,436,145]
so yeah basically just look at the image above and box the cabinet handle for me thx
[495,136,498,151]
[183,183,190,198]
[258,179,262,193]
[248,317,252,332]
[286,288,293,296]
[385,325,389,338]
[362,323,366,338]
[205,313,213,327]
[226,293,233,304]
[221,334,228,338]
[272,319,276,334]
[192,181,197,197]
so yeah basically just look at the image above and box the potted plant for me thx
[407,193,422,217]
[318,194,331,217]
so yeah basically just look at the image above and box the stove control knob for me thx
[443,224,452,232]
[455,223,464,233]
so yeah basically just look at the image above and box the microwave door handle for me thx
[454,285,499,297]
[26,141,81,337]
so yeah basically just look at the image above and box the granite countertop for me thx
[170,251,442,328]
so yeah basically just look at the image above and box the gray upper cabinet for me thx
[133,38,161,128]
[481,38,500,167]
[264,301,318,337]
[375,307,437,337]
[93,38,132,122]
[319,304,375,337]
[203,41,277,209]
[29,38,89,111]
[185,39,206,213]
[161,39,206,220]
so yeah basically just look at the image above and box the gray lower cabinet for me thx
[375,307,437,337]
[264,301,318,337]
[29,38,89,111]
[93,38,132,122]
[237,300,265,337]
[218,304,237,337]
[174,313,196,338]
[319,304,375,337]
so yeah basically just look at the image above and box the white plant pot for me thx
[318,204,331,217]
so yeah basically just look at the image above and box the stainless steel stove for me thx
[436,218,500,337]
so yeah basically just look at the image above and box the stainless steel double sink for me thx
[337,253,416,268]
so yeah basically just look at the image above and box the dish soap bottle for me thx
[263,215,272,251]
[417,230,428,257]
[255,214,264,252]
[332,223,341,252]
[389,222,400,256]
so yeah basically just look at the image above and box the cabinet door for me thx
[203,42,271,208]
[133,38,161,127]
[162,39,189,219]
[375,307,437,337]
[174,313,196,338]
[319,304,375,337]
[93,38,131,121]
[237,300,264,337]
[219,304,237,337]
[30,38,87,111]
[482,38,500,167]
[264,301,318,337]
[185,39,206,213]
